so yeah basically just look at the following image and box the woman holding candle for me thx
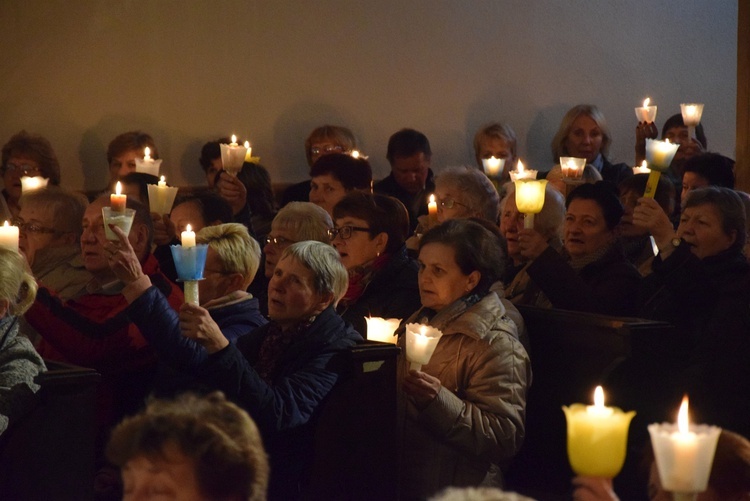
[398,219,530,500]
[473,122,518,181]
[552,105,632,185]
[330,192,420,338]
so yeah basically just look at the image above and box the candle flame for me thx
[144,146,151,160]
[643,97,650,108]
[231,134,237,144]
[115,181,122,196]
[351,150,360,158]
[429,194,435,203]
[3,221,9,228]
[517,160,525,173]
[244,141,250,149]
[593,385,605,408]
[186,224,192,233]
[664,138,671,144]
[641,160,648,169]
[685,105,696,115]
[160,175,166,183]
[678,395,690,433]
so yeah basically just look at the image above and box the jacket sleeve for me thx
[416,333,529,463]
[0,337,45,435]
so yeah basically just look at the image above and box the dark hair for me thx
[386,128,431,164]
[107,392,269,501]
[567,182,624,231]
[107,131,158,164]
[683,186,746,254]
[173,191,233,227]
[661,113,707,149]
[120,172,160,206]
[304,125,357,168]
[237,163,277,218]
[618,174,676,215]
[682,153,735,189]
[310,153,372,191]
[1,130,61,184]
[419,219,504,295]
[332,192,410,254]
[198,137,230,172]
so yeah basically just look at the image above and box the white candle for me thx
[645,139,680,171]
[220,135,248,175]
[134,146,162,177]
[509,159,537,181]
[633,160,651,175]
[560,157,586,179]
[482,156,505,177]
[680,103,704,127]
[230,134,238,147]
[157,175,166,187]
[365,317,400,344]
[635,97,658,123]
[243,140,253,162]
[110,181,127,212]
[405,323,443,371]
[0,221,19,251]
[20,176,48,194]
[181,224,196,248]
[428,194,438,218]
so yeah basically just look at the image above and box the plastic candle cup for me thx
[101,207,136,242]
[560,157,586,180]
[220,135,248,176]
[134,146,162,177]
[563,386,636,478]
[514,179,548,229]
[20,176,48,194]
[482,156,505,178]
[0,221,19,251]
[509,159,537,182]
[365,317,400,344]
[405,323,443,371]
[170,242,209,306]
[635,97,657,123]
[644,139,680,198]
[681,103,704,143]
[147,176,179,216]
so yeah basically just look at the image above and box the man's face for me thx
[391,152,430,195]
[80,197,142,274]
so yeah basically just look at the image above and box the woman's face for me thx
[434,182,474,223]
[564,198,615,259]
[122,445,204,501]
[682,172,710,202]
[418,242,479,311]
[109,148,142,184]
[267,255,330,329]
[309,174,348,216]
[564,114,603,163]
[677,203,736,259]
[477,136,514,167]
[263,223,298,279]
[17,204,69,267]
[4,155,42,203]
[500,197,524,263]
[331,216,385,270]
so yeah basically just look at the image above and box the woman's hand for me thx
[635,121,658,165]
[572,476,619,501]
[216,171,247,215]
[152,213,175,246]
[402,369,442,409]
[179,303,229,354]
[517,228,549,261]
[106,225,145,285]
[633,197,675,256]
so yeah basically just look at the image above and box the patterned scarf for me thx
[339,253,391,308]
[255,319,313,384]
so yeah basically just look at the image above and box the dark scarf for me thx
[339,253,391,308]
[255,319,313,384]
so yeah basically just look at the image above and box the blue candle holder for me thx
[171,244,208,305]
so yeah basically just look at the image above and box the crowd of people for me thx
[0,101,749,500]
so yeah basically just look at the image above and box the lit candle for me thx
[514,179,548,229]
[644,139,680,198]
[243,140,253,162]
[635,97,658,123]
[633,160,651,175]
[181,224,196,248]
[134,146,161,177]
[20,176,48,194]
[680,103,704,127]
[0,221,19,252]
[404,323,443,371]
[509,159,537,182]
[428,194,438,219]
[157,175,166,188]
[351,150,360,159]
[110,181,127,213]
[560,157,586,179]
[365,317,400,344]
[230,134,238,147]
[147,176,179,216]
[220,135,248,176]
[482,156,505,178]
[648,396,721,494]
[563,385,636,478]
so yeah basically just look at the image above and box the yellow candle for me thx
[110,181,127,212]
[365,317,400,344]
[243,140,253,162]
[428,194,438,218]
[181,224,196,248]
[563,385,636,478]
[0,221,19,252]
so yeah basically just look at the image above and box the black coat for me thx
[373,170,435,232]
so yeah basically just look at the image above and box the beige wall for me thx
[0,1,737,191]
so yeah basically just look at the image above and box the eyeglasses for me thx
[265,235,297,247]
[439,198,471,210]
[4,163,42,176]
[311,145,344,156]
[328,226,371,240]
[12,218,58,235]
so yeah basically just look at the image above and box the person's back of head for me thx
[237,163,277,218]
[173,191,234,228]
[682,153,735,189]
[618,173,676,216]
[197,223,261,289]
[386,128,431,164]
[0,247,37,317]
[119,172,160,205]
[310,153,373,191]
[272,202,332,243]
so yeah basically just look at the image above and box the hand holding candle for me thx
[220,135,248,176]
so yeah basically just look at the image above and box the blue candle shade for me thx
[170,244,209,281]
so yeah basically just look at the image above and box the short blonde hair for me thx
[196,223,261,286]
[551,104,612,161]
[19,186,89,238]
[0,248,38,316]
[473,122,518,166]
[273,202,332,243]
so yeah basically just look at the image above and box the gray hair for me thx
[683,187,747,253]
[435,166,500,222]
[272,202,332,243]
[502,183,566,241]
[281,241,348,304]
[19,186,89,238]
[430,486,536,501]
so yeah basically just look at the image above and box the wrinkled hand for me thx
[572,476,619,501]
[517,228,549,261]
[179,303,229,354]
[105,225,145,285]
[152,213,175,246]
[635,121,659,164]
[402,369,441,409]
[633,197,675,254]
[216,171,247,215]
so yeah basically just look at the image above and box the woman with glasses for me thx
[1,131,62,221]
[330,192,420,338]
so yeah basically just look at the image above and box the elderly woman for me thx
[108,392,269,501]
[330,192,420,337]
[515,182,640,315]
[0,248,46,436]
[473,122,518,182]
[1,131,62,221]
[398,219,530,500]
[552,105,632,185]
[309,153,372,216]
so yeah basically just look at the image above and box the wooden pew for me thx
[0,360,100,500]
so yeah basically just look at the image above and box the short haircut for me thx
[120,172,160,205]
[0,247,38,316]
[107,392,269,501]
[473,122,518,165]
[435,166,500,222]
[503,183,566,241]
[551,104,612,161]
[332,192,410,254]
[419,218,505,296]
[682,153,735,189]
[19,186,89,238]
[661,113,707,149]
[310,153,373,191]
[683,186,746,254]
[304,126,357,167]
[281,241,348,304]
[1,130,61,184]
[237,163,277,218]
[198,137,230,172]
[618,173,676,215]
[272,202,332,243]
[386,128,431,164]
[107,131,158,164]
[197,223,261,286]
[173,191,233,227]
[566,182,624,231]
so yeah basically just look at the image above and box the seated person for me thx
[281,125,358,206]
[515,182,640,316]
[309,153,372,216]
[473,122,518,183]
[0,130,61,221]
[178,241,362,499]
[118,172,159,206]
[331,192,420,337]
[107,391,269,501]
[0,248,46,436]
[681,152,735,201]
[105,131,158,194]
